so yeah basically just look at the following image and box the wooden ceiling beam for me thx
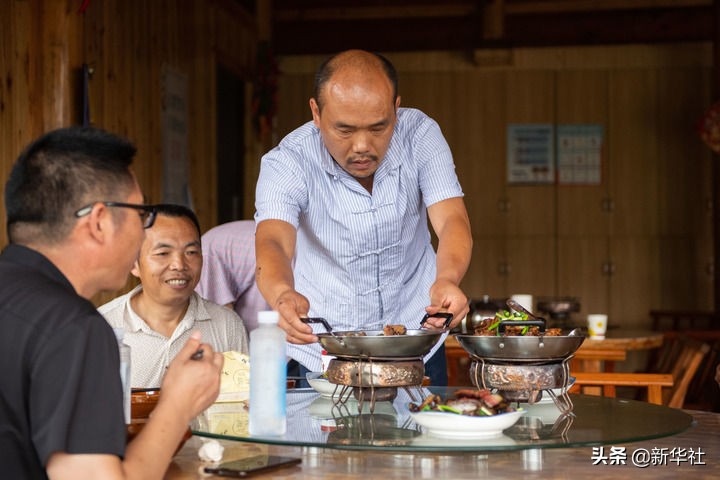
[272,17,479,55]
[504,6,713,47]
[505,0,711,15]
[272,4,713,54]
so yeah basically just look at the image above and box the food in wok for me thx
[333,324,407,337]
[454,302,585,361]
[383,324,407,336]
[473,309,563,336]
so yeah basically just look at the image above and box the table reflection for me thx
[191,387,693,452]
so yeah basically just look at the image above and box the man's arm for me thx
[426,197,473,329]
[46,332,223,480]
[255,219,316,344]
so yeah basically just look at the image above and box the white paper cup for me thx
[510,294,533,312]
[587,314,608,339]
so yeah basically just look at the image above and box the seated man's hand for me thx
[159,331,224,423]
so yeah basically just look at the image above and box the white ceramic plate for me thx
[306,372,342,398]
[409,409,525,438]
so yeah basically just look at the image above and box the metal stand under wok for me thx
[470,356,575,415]
[325,356,426,414]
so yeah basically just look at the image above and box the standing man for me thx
[254,50,472,385]
[0,127,223,479]
[100,205,248,388]
[195,220,270,332]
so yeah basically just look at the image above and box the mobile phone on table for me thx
[203,455,301,477]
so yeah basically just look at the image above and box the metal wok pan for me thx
[305,314,449,358]
[454,320,585,362]
[318,329,443,357]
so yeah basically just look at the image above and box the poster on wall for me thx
[507,124,555,184]
[556,124,603,185]
[161,66,192,206]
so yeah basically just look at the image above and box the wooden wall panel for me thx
[610,237,660,328]
[0,0,257,305]
[655,68,714,309]
[504,70,556,237]
[608,69,660,237]
[557,237,610,319]
[556,70,610,237]
[0,0,13,240]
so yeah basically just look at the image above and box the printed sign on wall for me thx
[507,124,555,184]
[556,124,604,185]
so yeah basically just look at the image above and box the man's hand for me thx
[424,278,469,330]
[160,331,224,422]
[274,289,318,344]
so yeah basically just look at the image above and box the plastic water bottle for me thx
[113,328,131,424]
[249,310,287,435]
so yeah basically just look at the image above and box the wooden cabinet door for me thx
[463,237,507,300]
[555,70,611,316]
[557,236,610,320]
[655,68,714,310]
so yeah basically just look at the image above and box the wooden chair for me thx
[571,338,710,408]
[571,372,673,405]
[664,339,711,408]
[685,340,720,410]
[571,348,627,373]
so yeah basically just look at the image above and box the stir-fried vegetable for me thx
[487,309,530,335]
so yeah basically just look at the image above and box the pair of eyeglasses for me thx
[74,201,157,229]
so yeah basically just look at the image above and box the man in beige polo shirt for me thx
[100,204,248,387]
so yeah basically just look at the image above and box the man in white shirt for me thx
[254,50,472,384]
[100,204,248,387]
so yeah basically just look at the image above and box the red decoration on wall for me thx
[78,0,91,14]
[698,101,720,154]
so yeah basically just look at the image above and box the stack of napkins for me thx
[216,351,250,403]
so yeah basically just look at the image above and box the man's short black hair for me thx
[5,126,137,244]
[313,50,398,110]
[152,204,202,238]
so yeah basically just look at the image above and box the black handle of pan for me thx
[497,319,546,334]
[300,317,332,333]
[420,312,454,329]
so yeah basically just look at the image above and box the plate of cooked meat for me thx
[408,389,525,438]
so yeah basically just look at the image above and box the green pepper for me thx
[437,405,463,414]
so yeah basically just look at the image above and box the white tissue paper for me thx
[198,439,224,463]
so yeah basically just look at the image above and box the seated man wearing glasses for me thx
[99,204,248,388]
[0,126,223,479]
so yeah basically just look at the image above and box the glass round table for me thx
[191,386,693,452]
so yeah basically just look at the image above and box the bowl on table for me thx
[128,388,191,454]
[306,372,342,398]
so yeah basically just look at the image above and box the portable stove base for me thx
[325,356,425,413]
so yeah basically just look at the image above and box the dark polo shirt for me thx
[0,244,125,479]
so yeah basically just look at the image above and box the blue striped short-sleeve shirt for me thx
[255,108,464,371]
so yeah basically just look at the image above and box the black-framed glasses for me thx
[74,201,157,229]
